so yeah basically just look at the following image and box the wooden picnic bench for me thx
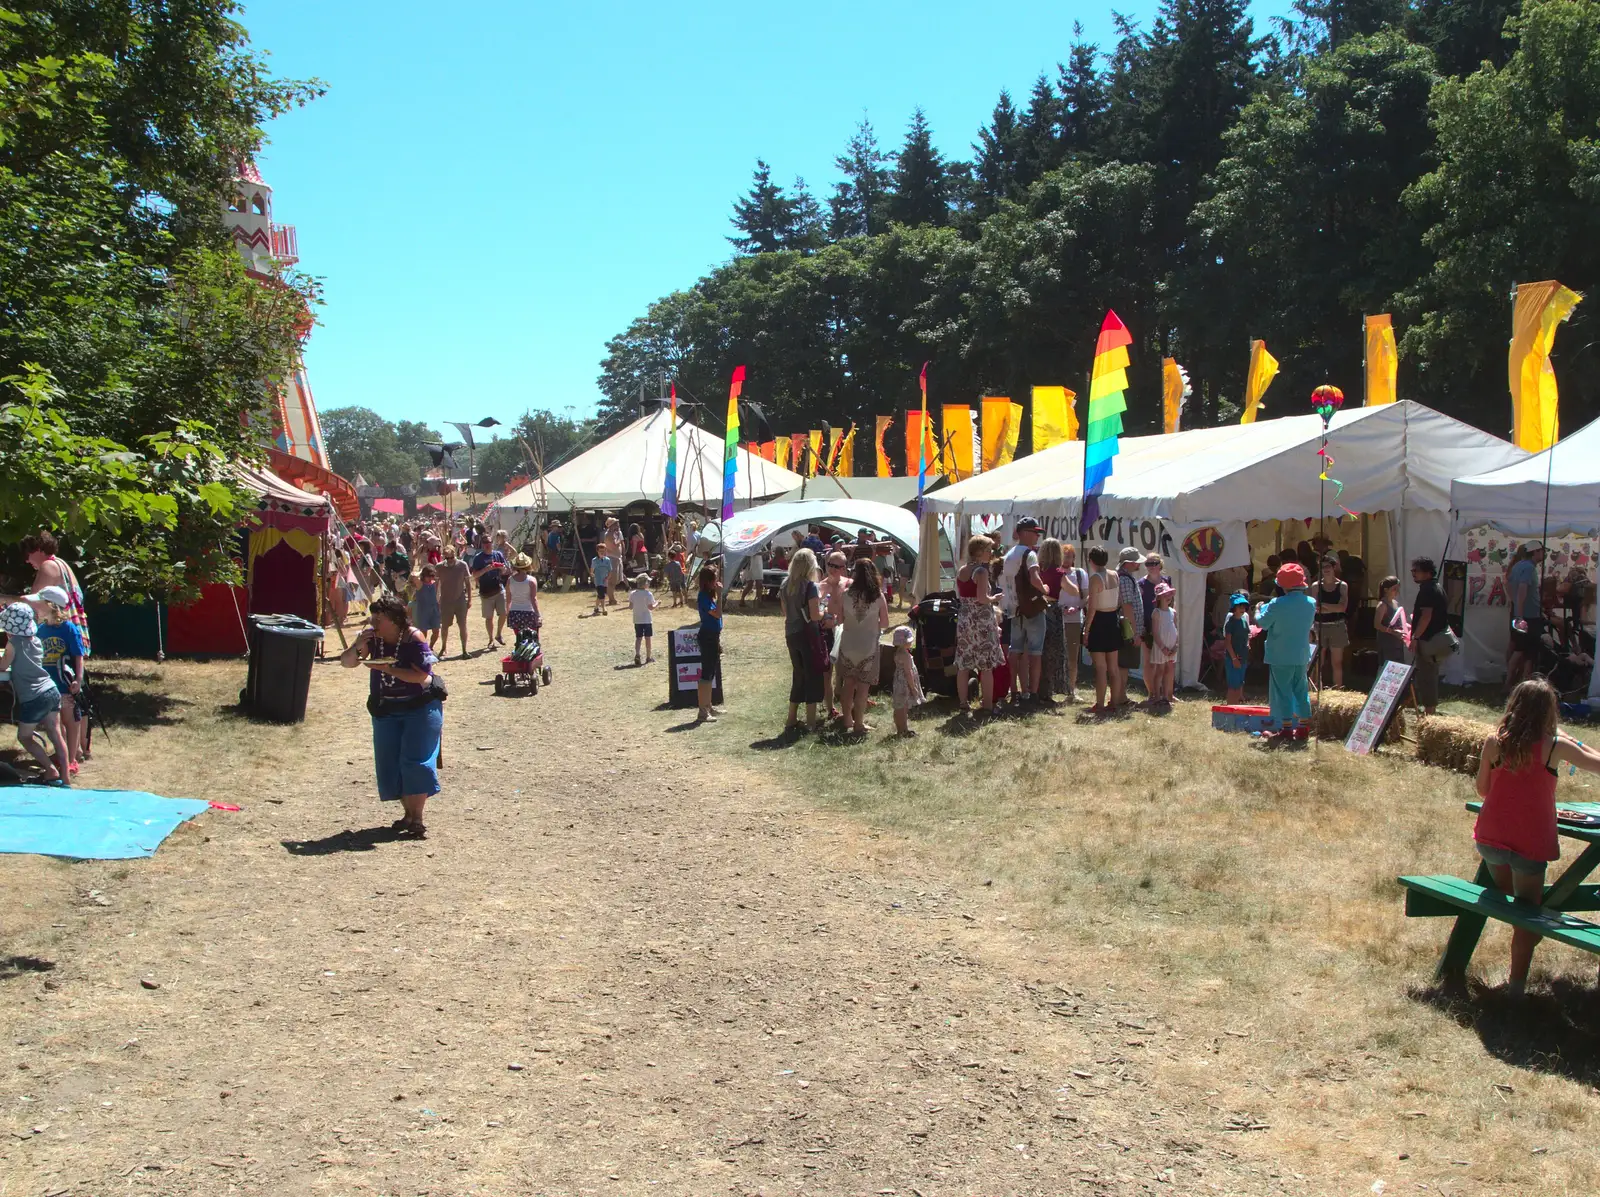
[1398,800,1600,979]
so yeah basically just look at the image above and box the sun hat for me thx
[1276,562,1308,590]
[1118,546,1142,564]
[1153,582,1175,600]
[892,625,914,647]
[1,601,38,638]
[512,553,533,571]
[1230,590,1250,607]
[25,585,69,607]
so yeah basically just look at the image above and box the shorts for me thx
[371,701,443,801]
[14,689,62,725]
[439,603,468,635]
[1510,618,1544,654]
[480,591,507,620]
[1475,841,1548,876]
[698,627,721,686]
[635,622,653,639]
[1224,659,1247,689]
[1317,619,1349,649]
[1085,610,1121,654]
[508,608,541,633]
[595,584,609,601]
[1009,611,1046,655]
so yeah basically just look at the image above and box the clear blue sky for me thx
[243,0,1287,435]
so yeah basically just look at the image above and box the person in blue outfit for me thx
[1254,562,1317,743]
[696,564,723,723]
[341,596,444,839]
[1223,590,1251,703]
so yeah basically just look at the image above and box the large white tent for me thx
[696,498,928,596]
[929,401,1526,687]
[496,407,803,516]
[1451,415,1600,538]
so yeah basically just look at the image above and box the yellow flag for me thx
[1241,339,1278,424]
[808,430,823,477]
[1005,401,1023,464]
[1510,281,1582,451]
[874,415,892,477]
[774,436,790,470]
[1161,358,1190,434]
[940,404,974,480]
[980,397,1010,471]
[838,425,856,477]
[1364,314,1397,406]
[1032,386,1074,451]
[827,426,843,475]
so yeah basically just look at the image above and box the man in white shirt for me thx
[1002,518,1048,701]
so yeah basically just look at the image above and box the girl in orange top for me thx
[1474,678,1600,995]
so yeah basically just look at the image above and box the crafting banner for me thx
[720,367,744,520]
[1510,280,1582,452]
[1241,339,1278,425]
[980,397,1013,471]
[662,384,679,516]
[941,404,974,481]
[1084,311,1131,528]
[1364,314,1397,407]
[874,416,893,477]
[1161,358,1190,434]
[1031,386,1075,452]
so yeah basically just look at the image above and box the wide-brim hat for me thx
[1276,562,1308,590]
[1118,546,1141,564]
[1153,583,1176,599]
[1,602,38,637]
[1229,590,1251,607]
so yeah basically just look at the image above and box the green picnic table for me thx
[1398,801,1600,980]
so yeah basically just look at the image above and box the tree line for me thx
[597,0,1600,457]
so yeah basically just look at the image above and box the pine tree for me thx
[828,118,892,239]
[729,160,795,254]
[1059,28,1109,157]
[884,108,951,228]
[1015,74,1063,187]
[785,177,827,253]
[1406,0,1522,76]
[1291,0,1404,49]
[973,89,1023,209]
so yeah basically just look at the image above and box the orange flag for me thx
[875,415,893,476]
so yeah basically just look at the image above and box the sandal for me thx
[396,821,427,840]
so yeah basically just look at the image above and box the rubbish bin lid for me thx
[249,614,324,640]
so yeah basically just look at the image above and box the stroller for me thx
[494,627,553,696]
[908,592,960,697]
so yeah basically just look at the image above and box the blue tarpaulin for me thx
[0,787,210,860]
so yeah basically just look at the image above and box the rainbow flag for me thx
[1083,311,1130,529]
[917,362,930,513]
[721,366,745,520]
[661,383,678,517]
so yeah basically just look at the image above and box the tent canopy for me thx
[1451,414,1600,538]
[497,408,804,514]
[696,499,925,591]
[929,401,1525,523]
[775,475,941,509]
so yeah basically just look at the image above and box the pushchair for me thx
[1536,619,1593,700]
[494,628,553,696]
[908,592,960,697]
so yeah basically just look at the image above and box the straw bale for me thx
[1313,689,1404,745]
[1416,714,1493,775]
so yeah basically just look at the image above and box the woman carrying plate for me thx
[340,595,445,839]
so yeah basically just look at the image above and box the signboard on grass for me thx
[1345,661,1414,755]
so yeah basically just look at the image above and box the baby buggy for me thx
[495,627,553,696]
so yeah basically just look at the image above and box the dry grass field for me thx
[1,587,1596,1195]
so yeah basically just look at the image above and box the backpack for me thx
[1015,556,1048,619]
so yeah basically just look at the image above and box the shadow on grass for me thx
[281,825,407,855]
[1411,977,1600,1086]
[749,727,811,751]
[0,955,56,982]
[85,676,191,729]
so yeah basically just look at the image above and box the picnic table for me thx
[1398,801,1600,979]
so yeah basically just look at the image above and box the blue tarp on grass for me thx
[0,787,210,860]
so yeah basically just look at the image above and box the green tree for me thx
[1406,0,1522,77]
[828,117,891,239]
[1015,73,1063,187]
[1059,30,1110,157]
[321,406,420,485]
[786,177,827,253]
[393,418,443,473]
[729,159,795,254]
[884,108,950,228]
[972,89,1024,213]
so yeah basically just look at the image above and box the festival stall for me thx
[696,498,927,596]
[1451,415,1600,695]
[774,475,940,509]
[927,400,1526,687]
[494,407,803,518]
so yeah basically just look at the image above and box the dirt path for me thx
[3,592,1297,1196]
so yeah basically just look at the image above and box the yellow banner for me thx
[837,425,855,477]
[1510,281,1582,452]
[808,430,823,477]
[827,426,843,475]
[980,397,1011,471]
[1364,314,1397,407]
[1161,358,1190,434]
[1241,339,1278,424]
[940,405,973,480]
[774,436,790,470]
[874,415,892,477]
[1005,401,1023,464]
[1031,386,1074,452]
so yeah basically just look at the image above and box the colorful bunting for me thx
[917,362,930,514]
[1083,311,1130,529]
[720,366,744,521]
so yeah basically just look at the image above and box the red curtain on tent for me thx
[166,584,250,655]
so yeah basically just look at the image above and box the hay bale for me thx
[1313,689,1403,745]
[1416,715,1493,775]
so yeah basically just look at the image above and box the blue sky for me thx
[243,0,1287,434]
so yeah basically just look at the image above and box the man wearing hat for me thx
[1506,541,1545,688]
[1002,518,1049,701]
[1254,562,1318,742]
[1116,547,1145,703]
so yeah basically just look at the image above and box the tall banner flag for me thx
[904,410,927,477]
[775,436,791,470]
[1031,387,1074,452]
[1083,311,1131,528]
[917,362,930,513]
[874,415,893,477]
[790,432,806,473]
[1241,339,1278,424]
[1005,401,1023,464]
[1364,314,1397,407]
[804,430,820,477]
[837,424,857,477]
[720,366,744,521]
[1510,281,1582,452]
[980,397,1011,471]
[759,440,776,462]
[661,383,679,517]
[941,404,974,480]
[1161,358,1191,434]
